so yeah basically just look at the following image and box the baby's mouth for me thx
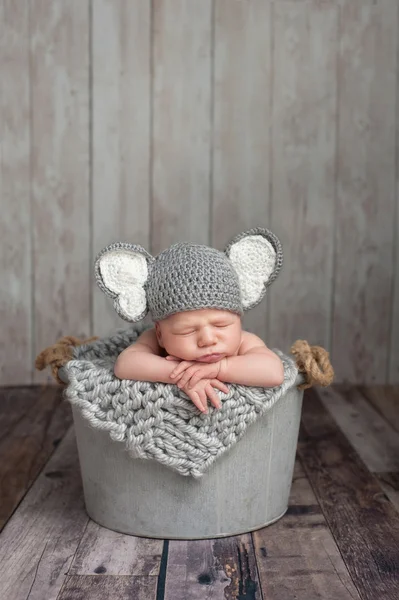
[197,353,224,363]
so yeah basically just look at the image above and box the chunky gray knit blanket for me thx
[62,324,300,478]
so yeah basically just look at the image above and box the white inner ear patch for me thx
[100,251,148,294]
[99,250,148,320]
[118,286,147,319]
[229,235,276,308]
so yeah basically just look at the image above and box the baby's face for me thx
[155,308,242,363]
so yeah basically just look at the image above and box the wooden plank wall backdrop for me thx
[212,0,272,341]
[1,0,398,385]
[268,0,337,361]
[31,0,91,383]
[1,2,31,385]
[333,0,398,384]
[92,0,151,338]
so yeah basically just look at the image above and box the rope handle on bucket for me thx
[35,335,334,390]
[290,340,334,390]
[35,335,98,384]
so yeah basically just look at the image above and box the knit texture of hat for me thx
[146,243,243,321]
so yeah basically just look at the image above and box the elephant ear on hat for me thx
[224,227,283,310]
[94,242,155,322]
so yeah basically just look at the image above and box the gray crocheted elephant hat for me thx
[94,227,283,323]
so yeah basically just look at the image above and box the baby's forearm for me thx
[218,353,284,388]
[114,351,179,384]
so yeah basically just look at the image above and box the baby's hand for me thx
[179,378,228,413]
[169,359,226,389]
[166,357,197,383]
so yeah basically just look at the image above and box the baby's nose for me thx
[198,328,217,346]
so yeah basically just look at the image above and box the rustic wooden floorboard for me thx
[0,426,88,600]
[0,384,398,599]
[0,384,73,532]
[358,385,399,433]
[164,534,260,599]
[0,424,162,600]
[319,384,399,511]
[57,575,158,599]
[67,518,162,577]
[0,386,42,441]
[317,384,399,472]
[375,473,399,513]
[252,459,361,600]
[298,388,399,600]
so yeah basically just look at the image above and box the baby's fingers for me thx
[210,379,229,394]
[177,367,198,389]
[205,384,222,409]
[170,361,190,379]
[189,390,208,414]
[197,389,208,412]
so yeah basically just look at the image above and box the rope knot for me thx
[35,335,98,384]
[290,340,334,390]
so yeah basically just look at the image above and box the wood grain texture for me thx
[68,518,162,576]
[0,0,32,385]
[321,383,399,509]
[0,383,398,597]
[57,575,157,600]
[31,0,90,381]
[359,384,399,433]
[390,0,399,384]
[0,386,43,441]
[212,0,271,342]
[376,472,399,514]
[298,388,399,600]
[253,458,361,600]
[2,0,399,384]
[0,427,88,600]
[92,0,151,337]
[269,0,338,356]
[165,535,261,599]
[332,0,398,383]
[318,384,399,472]
[152,0,212,254]
[0,385,72,532]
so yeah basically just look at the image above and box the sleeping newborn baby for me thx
[113,308,284,414]
[95,227,285,414]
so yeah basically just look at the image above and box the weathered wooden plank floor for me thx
[0,384,398,600]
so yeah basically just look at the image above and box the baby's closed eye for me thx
[174,324,231,336]
[174,330,196,336]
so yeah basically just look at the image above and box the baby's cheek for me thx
[166,338,180,355]
[166,336,191,359]
[230,331,243,352]
[226,328,240,342]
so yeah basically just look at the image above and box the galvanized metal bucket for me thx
[68,374,304,540]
